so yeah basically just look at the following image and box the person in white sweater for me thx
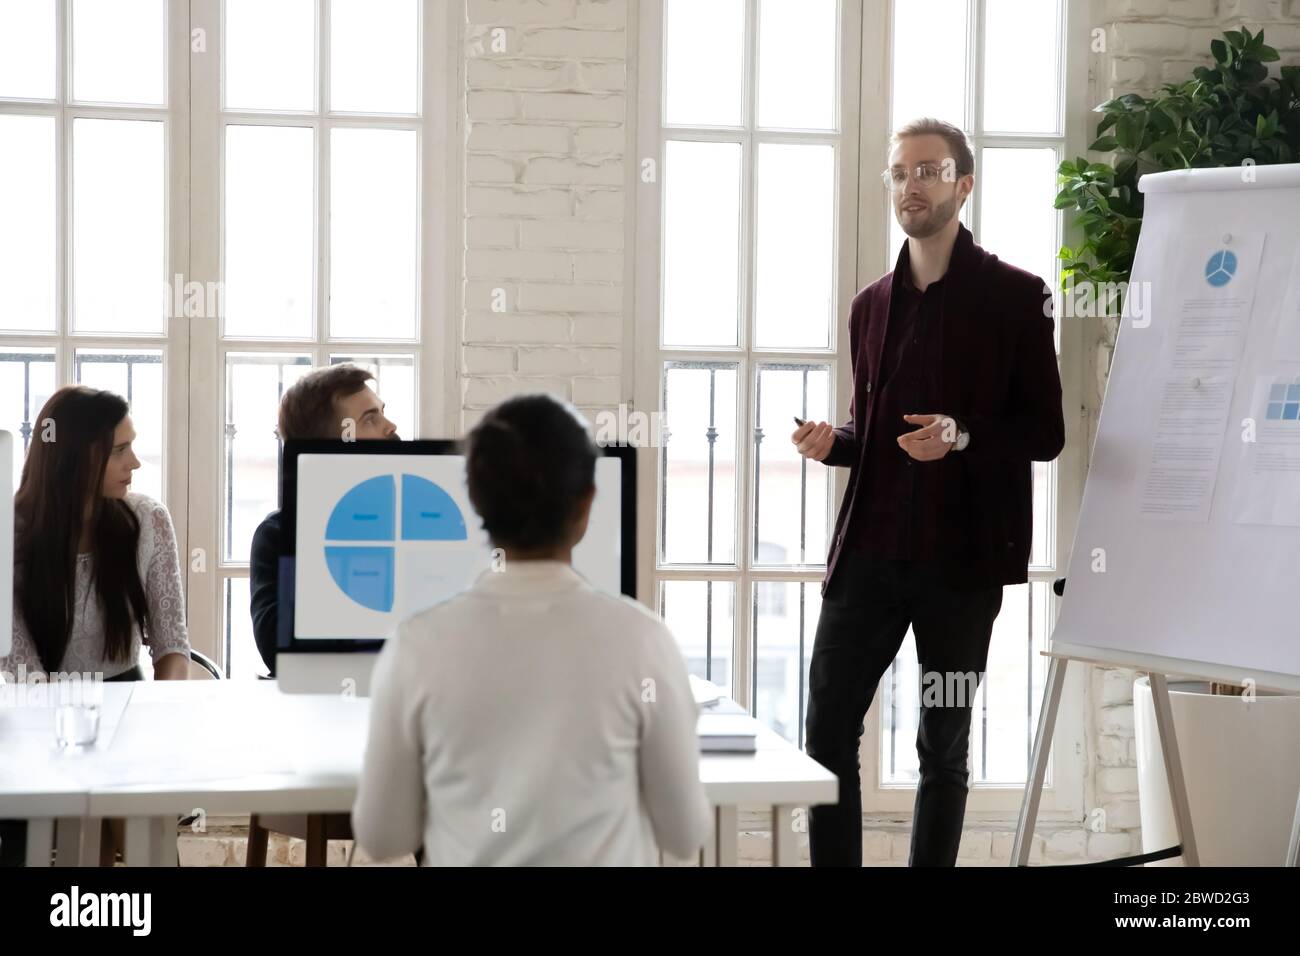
[352,394,710,866]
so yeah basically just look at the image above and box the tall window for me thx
[641,0,1083,813]
[638,0,861,746]
[0,0,176,503]
[189,0,429,678]
[878,0,1068,793]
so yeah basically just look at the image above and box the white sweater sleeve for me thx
[140,500,191,664]
[352,630,426,862]
[637,621,711,859]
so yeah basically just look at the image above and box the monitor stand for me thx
[276,651,379,697]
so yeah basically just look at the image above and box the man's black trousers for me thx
[805,552,1004,867]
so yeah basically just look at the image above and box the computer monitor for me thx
[275,440,635,694]
[0,431,12,658]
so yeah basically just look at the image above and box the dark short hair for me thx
[465,394,597,552]
[277,364,375,441]
[890,117,975,177]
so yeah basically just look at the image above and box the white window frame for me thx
[0,0,191,569]
[632,0,863,720]
[184,0,458,672]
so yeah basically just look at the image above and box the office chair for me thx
[245,813,354,867]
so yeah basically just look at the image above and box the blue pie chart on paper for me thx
[324,474,468,612]
[1204,249,1237,288]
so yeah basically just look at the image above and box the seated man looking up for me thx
[249,364,399,677]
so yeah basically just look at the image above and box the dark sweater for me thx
[822,224,1066,593]
[852,260,948,560]
[249,510,281,677]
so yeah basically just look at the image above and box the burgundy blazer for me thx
[822,224,1065,593]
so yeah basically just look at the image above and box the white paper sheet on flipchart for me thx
[1233,367,1300,527]
[1273,247,1300,360]
[1137,375,1235,522]
[1166,230,1265,375]
[1133,231,1264,522]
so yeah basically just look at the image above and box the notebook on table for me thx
[690,676,759,753]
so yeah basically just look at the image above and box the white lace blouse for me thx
[3,493,191,679]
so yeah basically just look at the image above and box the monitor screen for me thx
[278,440,635,653]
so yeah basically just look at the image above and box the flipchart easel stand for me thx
[1012,647,1200,867]
[1015,641,1300,867]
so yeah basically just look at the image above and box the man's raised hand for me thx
[792,420,836,462]
[897,413,958,461]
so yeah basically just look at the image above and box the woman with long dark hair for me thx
[353,393,708,865]
[2,385,190,680]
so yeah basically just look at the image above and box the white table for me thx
[3,680,836,867]
[0,683,133,866]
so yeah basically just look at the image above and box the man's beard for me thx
[897,193,958,239]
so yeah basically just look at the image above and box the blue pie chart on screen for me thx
[324,474,468,612]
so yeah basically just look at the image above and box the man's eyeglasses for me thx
[881,163,953,191]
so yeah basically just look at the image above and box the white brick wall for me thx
[1099,0,1300,99]
[460,0,628,432]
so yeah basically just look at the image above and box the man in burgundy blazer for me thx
[792,119,1065,866]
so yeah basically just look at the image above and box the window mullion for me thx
[55,0,69,353]
[734,358,753,710]
[57,0,69,103]
[316,0,329,349]
[315,112,326,355]
[731,0,762,709]
[186,0,224,667]
[57,114,69,364]
[970,0,984,134]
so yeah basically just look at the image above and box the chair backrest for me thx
[188,648,224,679]
[130,648,225,680]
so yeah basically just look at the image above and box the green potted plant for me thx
[1055,27,1300,304]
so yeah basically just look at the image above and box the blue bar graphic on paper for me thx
[324,546,395,612]
[325,475,395,541]
[401,474,468,541]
